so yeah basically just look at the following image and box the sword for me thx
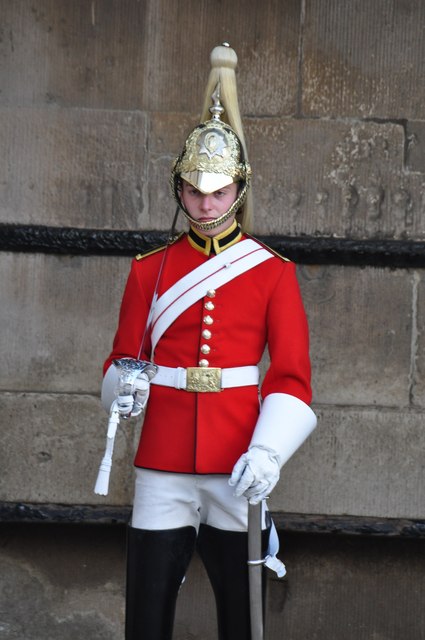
[94,360,157,495]
[94,209,180,496]
[247,501,264,640]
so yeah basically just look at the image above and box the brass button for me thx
[199,359,209,367]
[200,344,211,355]
[204,301,215,311]
[202,329,212,339]
[206,289,216,298]
[203,315,213,325]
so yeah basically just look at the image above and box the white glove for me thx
[117,372,150,418]
[229,445,280,505]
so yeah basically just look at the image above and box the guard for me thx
[99,43,317,640]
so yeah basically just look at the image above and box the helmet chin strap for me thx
[183,205,236,232]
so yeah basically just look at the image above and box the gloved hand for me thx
[229,445,280,504]
[116,371,150,418]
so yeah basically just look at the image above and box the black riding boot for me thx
[125,525,197,640]
[196,524,269,640]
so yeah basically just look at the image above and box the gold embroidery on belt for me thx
[186,367,222,392]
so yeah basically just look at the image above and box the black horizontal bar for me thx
[0,502,131,525]
[1,223,425,267]
[270,512,425,538]
[2,502,425,537]
[0,223,168,258]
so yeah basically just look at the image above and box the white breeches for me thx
[131,468,269,532]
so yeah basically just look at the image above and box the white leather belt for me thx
[151,365,259,393]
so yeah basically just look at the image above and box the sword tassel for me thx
[94,401,120,496]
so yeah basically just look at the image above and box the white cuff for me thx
[101,364,120,413]
[250,393,317,468]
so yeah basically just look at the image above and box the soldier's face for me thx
[180,180,238,237]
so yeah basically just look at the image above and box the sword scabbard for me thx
[248,501,264,640]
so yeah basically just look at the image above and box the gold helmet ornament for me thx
[171,43,253,233]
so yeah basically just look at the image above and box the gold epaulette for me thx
[135,232,184,261]
[245,234,291,262]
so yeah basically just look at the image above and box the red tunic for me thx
[104,228,312,474]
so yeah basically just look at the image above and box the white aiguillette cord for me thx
[137,207,181,361]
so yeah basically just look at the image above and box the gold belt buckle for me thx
[186,367,222,392]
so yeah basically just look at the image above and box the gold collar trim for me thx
[188,221,242,255]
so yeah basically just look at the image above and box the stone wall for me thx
[1,1,424,638]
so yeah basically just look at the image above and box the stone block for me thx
[272,405,425,519]
[0,107,148,228]
[0,392,137,505]
[0,524,125,640]
[3,396,424,519]
[0,0,148,110]
[0,0,300,115]
[137,0,301,116]
[298,264,413,407]
[302,0,425,120]
[247,118,425,240]
[0,252,131,393]
[264,534,425,640]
